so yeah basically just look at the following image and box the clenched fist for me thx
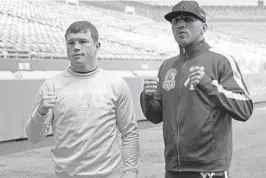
[37,92,57,116]
[189,66,205,86]
[144,78,158,96]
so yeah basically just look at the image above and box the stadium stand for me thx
[204,5,266,21]
[83,1,266,73]
[0,0,166,61]
[0,0,266,73]
[89,1,266,22]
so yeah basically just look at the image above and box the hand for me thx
[37,92,57,116]
[144,78,158,96]
[189,66,205,86]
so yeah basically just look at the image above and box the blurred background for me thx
[0,0,266,74]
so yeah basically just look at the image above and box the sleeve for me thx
[24,81,54,144]
[115,78,140,177]
[140,65,163,124]
[196,55,253,122]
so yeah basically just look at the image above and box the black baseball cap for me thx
[164,1,206,23]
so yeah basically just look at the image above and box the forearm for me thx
[115,79,140,177]
[25,107,52,144]
[197,74,253,121]
[121,122,140,177]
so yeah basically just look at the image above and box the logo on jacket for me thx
[163,68,177,91]
[200,172,215,178]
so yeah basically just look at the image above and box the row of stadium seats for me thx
[0,0,265,74]
[114,1,266,21]
[204,5,265,10]
[204,7,266,20]
[0,0,165,60]
[1,0,265,56]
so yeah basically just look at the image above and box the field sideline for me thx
[0,107,266,178]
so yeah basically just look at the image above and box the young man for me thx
[25,21,140,178]
[140,1,253,178]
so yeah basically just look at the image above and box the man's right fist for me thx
[144,78,158,96]
[37,92,57,116]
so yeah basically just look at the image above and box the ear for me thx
[201,23,208,34]
[95,42,101,50]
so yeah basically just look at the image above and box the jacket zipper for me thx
[177,47,188,171]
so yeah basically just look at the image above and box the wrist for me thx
[37,107,48,116]
[197,74,212,88]
[31,106,51,124]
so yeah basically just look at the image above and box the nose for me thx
[73,41,81,51]
[176,20,186,29]
[172,18,187,29]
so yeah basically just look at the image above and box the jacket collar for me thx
[179,39,210,60]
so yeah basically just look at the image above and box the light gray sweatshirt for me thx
[25,67,140,178]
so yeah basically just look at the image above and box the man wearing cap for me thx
[140,1,253,178]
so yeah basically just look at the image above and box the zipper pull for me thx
[183,47,188,61]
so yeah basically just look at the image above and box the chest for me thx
[52,80,116,119]
[160,55,220,94]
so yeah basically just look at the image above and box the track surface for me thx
[0,105,265,178]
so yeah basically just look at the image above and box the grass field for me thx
[0,106,266,178]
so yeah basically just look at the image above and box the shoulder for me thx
[161,56,178,67]
[208,47,237,64]
[158,56,178,73]
[40,70,66,92]
[46,70,66,81]
[100,70,127,84]
[208,47,243,74]
[99,70,129,93]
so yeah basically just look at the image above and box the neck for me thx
[70,65,98,74]
[179,39,209,59]
[180,37,205,49]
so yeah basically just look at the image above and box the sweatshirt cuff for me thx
[197,74,213,93]
[31,108,51,124]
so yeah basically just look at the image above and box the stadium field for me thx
[0,106,266,178]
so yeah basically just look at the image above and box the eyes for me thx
[172,16,195,25]
[67,39,89,45]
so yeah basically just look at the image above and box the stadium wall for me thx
[0,59,163,72]
[0,71,266,143]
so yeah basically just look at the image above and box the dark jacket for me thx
[140,40,253,172]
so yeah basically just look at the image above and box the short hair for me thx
[65,21,99,42]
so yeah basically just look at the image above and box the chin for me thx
[178,42,188,48]
[175,39,188,47]
[74,58,85,63]
[71,60,84,67]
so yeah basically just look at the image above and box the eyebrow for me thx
[67,37,90,42]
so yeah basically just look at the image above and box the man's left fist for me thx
[189,66,205,86]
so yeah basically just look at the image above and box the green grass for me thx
[0,108,266,178]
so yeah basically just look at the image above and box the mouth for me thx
[178,31,187,35]
[72,53,84,57]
